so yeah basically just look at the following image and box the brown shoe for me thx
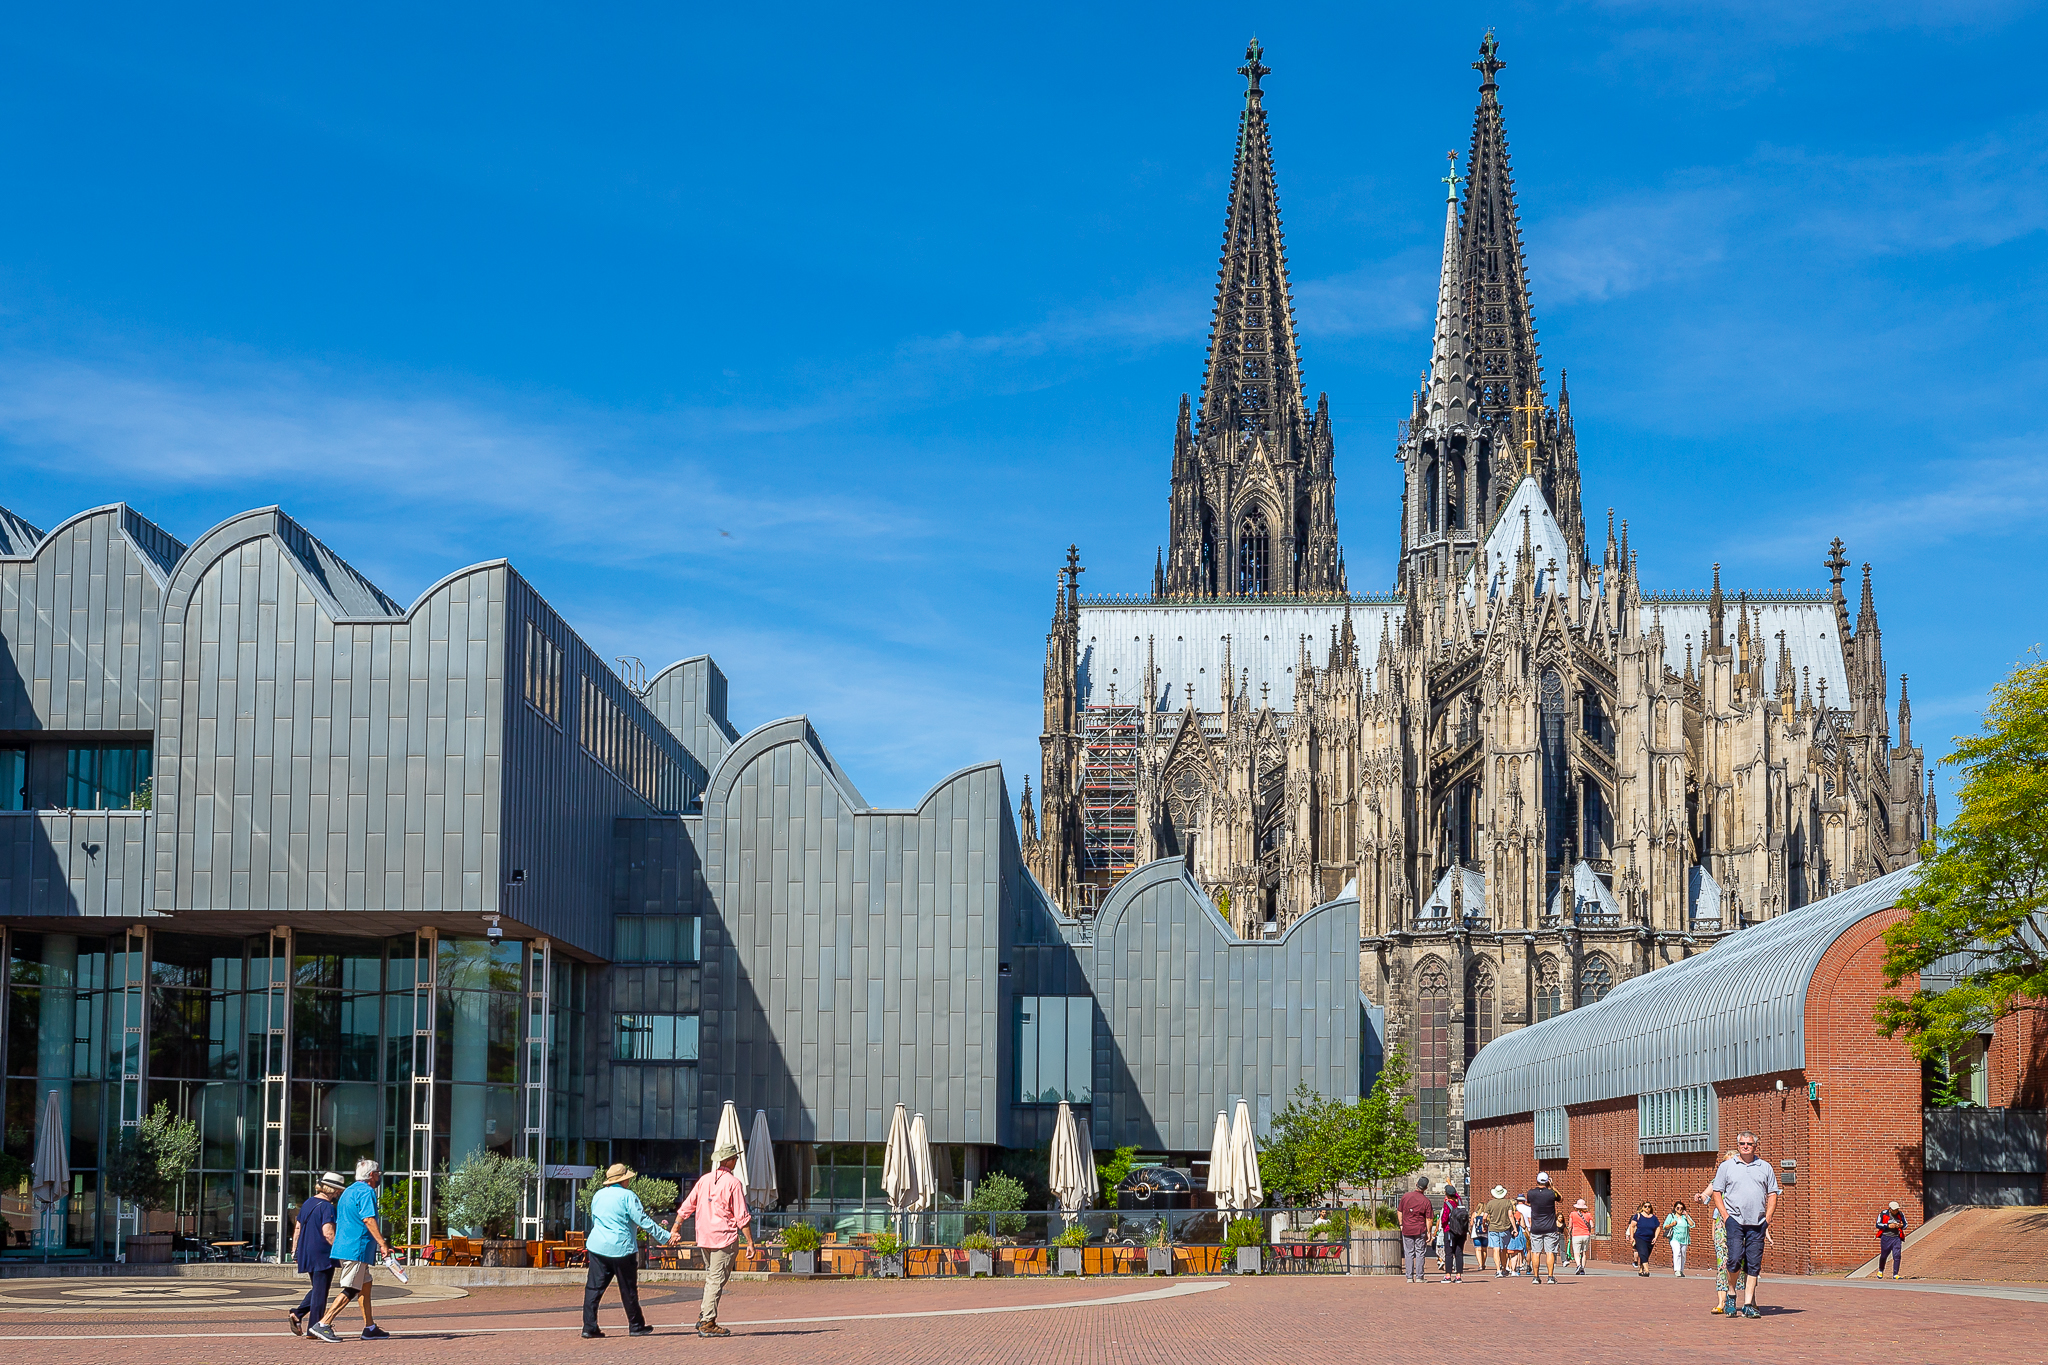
[698,1320,731,1338]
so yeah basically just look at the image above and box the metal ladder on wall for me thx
[519,938,552,1241]
[115,925,149,1257]
[406,929,439,1252]
[256,927,292,1261]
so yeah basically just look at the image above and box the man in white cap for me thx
[673,1142,755,1337]
[1523,1172,1562,1285]
[584,1162,675,1338]
[1875,1200,1908,1279]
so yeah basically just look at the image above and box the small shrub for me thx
[957,1231,996,1251]
[1221,1217,1265,1250]
[871,1230,902,1258]
[438,1151,538,1238]
[1052,1223,1089,1249]
[781,1221,821,1254]
[966,1171,1029,1237]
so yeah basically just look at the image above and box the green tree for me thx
[1357,1045,1427,1229]
[103,1101,200,1213]
[438,1151,538,1238]
[1875,654,2048,1059]
[1262,1082,1367,1206]
[965,1170,1028,1237]
[1097,1145,1139,1209]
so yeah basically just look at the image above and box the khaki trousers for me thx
[700,1245,739,1323]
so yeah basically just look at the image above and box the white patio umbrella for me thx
[880,1101,921,1213]
[1076,1113,1100,1212]
[1047,1101,1092,1219]
[1205,1111,1234,1215]
[31,1090,67,1259]
[744,1109,777,1210]
[1226,1098,1263,1214]
[714,1099,750,1192]
[907,1112,937,1212]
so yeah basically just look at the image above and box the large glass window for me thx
[0,749,24,809]
[1464,965,1494,1067]
[1579,954,1615,1007]
[1637,1083,1716,1154]
[613,917,701,964]
[65,746,150,810]
[1416,959,1450,1149]
[5,932,111,1251]
[1015,996,1091,1105]
[1535,956,1562,1022]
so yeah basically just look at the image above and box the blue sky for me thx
[2,2,2042,810]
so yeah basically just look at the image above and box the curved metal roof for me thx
[1464,866,1919,1121]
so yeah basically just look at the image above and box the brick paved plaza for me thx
[0,1270,2039,1365]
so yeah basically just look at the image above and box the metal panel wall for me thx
[1078,858,1362,1151]
[0,810,151,916]
[0,504,182,731]
[152,510,507,916]
[642,656,738,812]
[696,720,1004,1148]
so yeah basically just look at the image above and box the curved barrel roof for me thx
[1464,866,1918,1121]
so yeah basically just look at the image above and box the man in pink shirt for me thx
[673,1142,756,1337]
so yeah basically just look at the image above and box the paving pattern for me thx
[0,1270,2041,1364]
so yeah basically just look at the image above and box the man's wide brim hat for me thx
[602,1162,637,1186]
[712,1142,743,1163]
[1491,1185,1508,1198]
[1573,1199,1588,1209]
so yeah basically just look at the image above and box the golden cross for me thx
[1517,389,1542,478]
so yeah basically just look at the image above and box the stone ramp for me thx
[1848,1206,2048,1282]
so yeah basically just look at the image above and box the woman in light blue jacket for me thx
[583,1163,674,1339]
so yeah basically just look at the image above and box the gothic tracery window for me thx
[1579,953,1614,1007]
[1238,512,1271,597]
[1535,954,1562,1022]
[1416,958,1450,1149]
[1464,964,1495,1066]
[1540,669,1570,884]
[1425,456,1440,533]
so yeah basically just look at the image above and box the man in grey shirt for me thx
[1709,1132,1780,1319]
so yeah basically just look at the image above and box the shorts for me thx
[334,1260,375,1291]
[1529,1232,1561,1255]
[1488,1232,1512,1249]
[1727,1220,1766,1277]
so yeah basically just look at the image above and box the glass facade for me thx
[0,929,589,1258]
[1014,996,1091,1104]
[64,746,151,810]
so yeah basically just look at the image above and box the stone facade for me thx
[1023,36,1933,1179]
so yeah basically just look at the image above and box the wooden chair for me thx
[441,1236,482,1267]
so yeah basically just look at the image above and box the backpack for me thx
[1447,1205,1471,1241]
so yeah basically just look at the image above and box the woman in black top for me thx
[1629,1202,1660,1276]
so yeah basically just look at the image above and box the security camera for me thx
[1774,1079,1785,1091]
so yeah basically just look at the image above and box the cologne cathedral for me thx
[1021,36,1933,1168]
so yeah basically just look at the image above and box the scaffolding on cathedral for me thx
[1077,702,1140,911]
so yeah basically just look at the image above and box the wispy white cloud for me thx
[1294,247,1437,337]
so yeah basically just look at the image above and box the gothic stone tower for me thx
[1158,41,1344,602]
[1024,34,1929,1179]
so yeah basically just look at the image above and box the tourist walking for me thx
[1523,1172,1562,1285]
[1702,1173,1746,1313]
[672,1141,757,1336]
[307,1159,396,1343]
[288,1171,346,1336]
[583,1162,675,1338]
[1568,1198,1592,1274]
[1511,1194,1532,1274]
[1484,1184,1516,1277]
[1876,1201,1908,1279]
[1710,1131,1781,1319]
[1397,1176,1434,1283]
[1628,1201,1659,1276]
[1439,1186,1468,1283]
[1664,1200,1695,1276]
[1472,1200,1491,1274]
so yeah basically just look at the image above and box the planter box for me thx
[791,1251,816,1275]
[1147,1248,1173,1275]
[479,1239,529,1268]
[876,1253,905,1278]
[1235,1246,1262,1274]
[126,1232,173,1265]
[1057,1247,1083,1276]
[967,1250,994,1278]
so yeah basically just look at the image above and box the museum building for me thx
[0,500,1361,1259]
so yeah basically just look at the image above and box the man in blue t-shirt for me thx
[288,1172,346,1336]
[308,1160,396,1343]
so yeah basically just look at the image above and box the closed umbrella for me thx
[1077,1114,1100,1214]
[31,1090,67,1259]
[714,1100,749,1192]
[880,1102,920,1213]
[1047,1101,1091,1219]
[745,1109,777,1210]
[1205,1111,1234,1215]
[1226,1098,1263,1214]
[907,1112,937,1212]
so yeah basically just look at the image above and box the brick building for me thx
[1464,867,2047,1275]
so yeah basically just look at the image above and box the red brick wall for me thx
[1804,907,1923,1271]
[1990,1007,2048,1111]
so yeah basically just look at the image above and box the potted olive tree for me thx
[871,1229,905,1278]
[103,1102,199,1264]
[958,1230,995,1278]
[1053,1221,1087,1276]
[783,1221,822,1276]
[439,1152,539,1266]
[1223,1216,1264,1274]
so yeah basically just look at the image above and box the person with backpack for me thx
[1875,1201,1908,1279]
[1439,1186,1469,1283]
[1471,1200,1491,1275]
